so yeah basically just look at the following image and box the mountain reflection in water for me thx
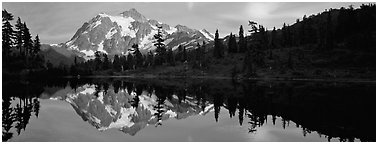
[2,78,376,142]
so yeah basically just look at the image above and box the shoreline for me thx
[63,74,376,83]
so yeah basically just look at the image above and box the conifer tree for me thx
[132,43,143,69]
[15,17,23,55]
[32,35,41,58]
[94,51,102,70]
[183,45,187,62]
[167,47,175,66]
[126,53,134,70]
[2,9,14,61]
[146,50,154,67]
[154,25,166,65]
[22,22,33,67]
[238,25,246,53]
[213,29,223,58]
[228,32,234,53]
[120,55,127,71]
[228,33,238,53]
[112,54,121,71]
[102,53,110,70]
[176,45,183,62]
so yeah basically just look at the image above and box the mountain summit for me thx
[63,8,214,60]
[120,8,148,22]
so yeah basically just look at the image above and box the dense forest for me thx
[2,10,45,79]
[2,4,376,80]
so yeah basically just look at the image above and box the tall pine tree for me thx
[32,35,41,58]
[132,43,143,69]
[238,25,246,53]
[2,9,14,61]
[15,17,23,55]
[213,29,223,58]
[154,25,166,65]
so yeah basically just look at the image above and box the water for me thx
[2,78,376,142]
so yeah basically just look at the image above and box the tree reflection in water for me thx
[2,78,376,142]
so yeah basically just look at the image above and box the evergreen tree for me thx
[2,9,14,61]
[176,45,183,62]
[238,25,245,53]
[146,50,154,67]
[102,53,110,70]
[22,22,33,67]
[271,27,277,50]
[213,29,223,58]
[126,53,134,70]
[132,43,143,69]
[112,54,121,72]
[15,17,23,55]
[32,35,41,58]
[229,33,238,53]
[228,32,234,53]
[94,51,102,70]
[281,23,287,47]
[183,45,187,62]
[167,47,175,66]
[120,55,127,71]
[243,21,266,77]
[154,25,166,65]
[192,42,202,68]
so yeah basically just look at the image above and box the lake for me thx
[2,78,376,142]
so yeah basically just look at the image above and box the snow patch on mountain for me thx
[200,29,214,40]
[105,27,117,39]
[49,44,60,47]
[92,20,102,29]
[80,50,95,60]
[97,41,107,54]
[69,45,79,51]
[166,26,177,35]
[140,30,157,47]
[149,23,158,30]
[100,13,136,37]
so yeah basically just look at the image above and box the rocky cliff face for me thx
[63,8,214,60]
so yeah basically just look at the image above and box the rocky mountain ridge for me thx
[43,8,214,62]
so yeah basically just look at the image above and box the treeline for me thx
[5,4,374,78]
[213,4,375,77]
[69,26,211,76]
[2,10,44,74]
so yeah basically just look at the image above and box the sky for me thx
[2,2,370,44]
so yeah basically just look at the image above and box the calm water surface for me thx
[2,78,376,142]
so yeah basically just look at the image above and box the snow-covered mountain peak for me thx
[62,8,214,60]
[120,8,148,22]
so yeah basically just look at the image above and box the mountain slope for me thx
[40,44,84,66]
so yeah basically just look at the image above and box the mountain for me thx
[61,8,214,60]
[40,43,85,66]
